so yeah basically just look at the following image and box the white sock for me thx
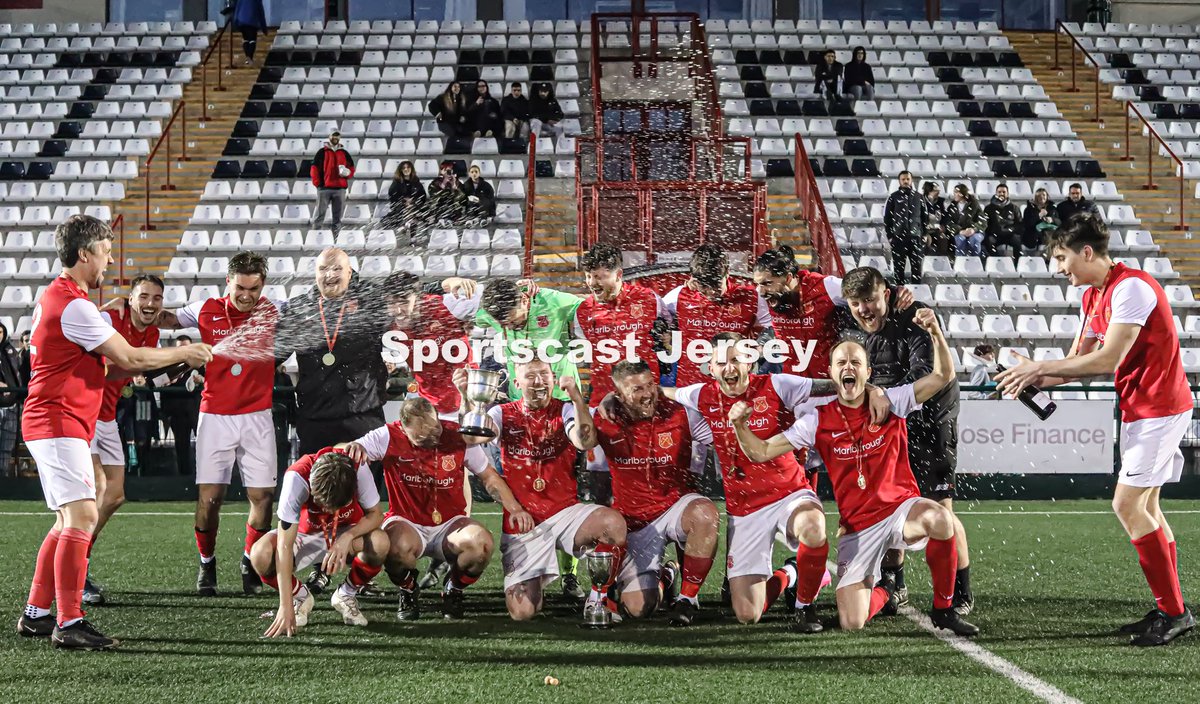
[200,555,215,564]
[781,563,798,586]
[795,600,810,610]
[61,617,82,628]
[24,604,50,619]
[294,584,310,602]
[337,582,357,598]
[678,594,698,606]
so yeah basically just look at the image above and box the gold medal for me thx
[121,385,134,398]
[857,473,867,490]
[432,509,443,525]
[532,477,546,492]
[322,352,336,366]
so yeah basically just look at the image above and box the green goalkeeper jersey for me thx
[474,287,583,401]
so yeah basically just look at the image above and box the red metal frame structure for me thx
[576,134,752,184]
[1124,101,1188,230]
[1053,20,1102,124]
[523,132,537,276]
[793,134,845,277]
[142,102,189,232]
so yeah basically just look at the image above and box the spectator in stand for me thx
[386,160,428,232]
[814,49,842,101]
[1022,188,1060,257]
[983,184,1021,261]
[883,170,924,284]
[0,322,20,475]
[921,181,949,256]
[17,330,30,387]
[946,184,987,256]
[309,130,355,234]
[501,82,531,140]
[842,46,875,102]
[461,164,496,223]
[430,82,470,138]
[529,82,565,139]
[223,0,267,66]
[966,345,998,400]
[428,161,466,225]
[160,336,203,475]
[468,80,503,138]
[1056,182,1102,223]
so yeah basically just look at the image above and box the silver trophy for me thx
[580,550,616,629]
[459,368,503,437]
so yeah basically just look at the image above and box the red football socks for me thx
[1133,528,1185,617]
[194,527,216,560]
[244,523,268,557]
[448,567,478,591]
[680,554,714,600]
[54,528,91,626]
[1169,540,1178,574]
[925,536,958,610]
[27,528,61,610]
[762,565,793,614]
[348,558,382,589]
[260,574,302,595]
[867,586,892,621]
[795,541,830,606]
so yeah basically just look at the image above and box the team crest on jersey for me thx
[803,301,815,315]
[1104,306,1112,322]
[657,432,674,448]
[441,456,457,472]
[867,423,881,434]
[753,396,768,413]
[729,304,743,317]
[630,303,645,318]
[537,315,549,328]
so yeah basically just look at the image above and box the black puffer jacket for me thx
[884,186,923,240]
[0,322,21,407]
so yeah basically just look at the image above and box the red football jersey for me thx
[784,385,921,533]
[98,307,160,423]
[358,418,489,527]
[664,279,771,388]
[394,293,475,414]
[177,296,277,416]
[23,276,117,442]
[767,271,843,378]
[1081,263,1192,422]
[573,282,662,406]
[488,398,579,533]
[278,448,380,535]
[675,374,813,517]
[593,397,697,529]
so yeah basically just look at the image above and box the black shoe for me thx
[659,560,680,610]
[1119,608,1161,634]
[357,579,387,600]
[82,574,106,606]
[241,555,263,595]
[894,586,910,608]
[953,592,975,618]
[304,567,332,596]
[1131,607,1195,647]
[781,557,798,614]
[790,604,824,633]
[196,559,217,597]
[442,587,465,620]
[16,613,54,638]
[930,607,980,637]
[875,574,899,617]
[561,573,585,602]
[667,597,699,626]
[418,561,450,591]
[51,620,119,650]
[396,587,420,621]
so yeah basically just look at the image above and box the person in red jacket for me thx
[309,131,355,233]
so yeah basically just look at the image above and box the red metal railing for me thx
[142,101,188,231]
[1124,101,1188,230]
[689,17,723,137]
[793,132,845,276]
[523,132,537,276]
[576,135,752,184]
[1053,20,1102,124]
[201,22,229,121]
[110,214,125,289]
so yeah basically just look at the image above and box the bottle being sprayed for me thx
[995,364,1057,420]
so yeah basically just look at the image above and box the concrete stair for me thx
[1008,31,1200,290]
[766,190,816,269]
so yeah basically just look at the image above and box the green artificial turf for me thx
[1,499,1198,704]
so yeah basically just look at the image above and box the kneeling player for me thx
[255,449,388,637]
[481,361,627,621]
[343,397,533,620]
[731,309,978,635]
[585,360,720,626]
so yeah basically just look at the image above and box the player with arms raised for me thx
[253,449,388,637]
[16,215,211,649]
[997,215,1194,646]
[730,309,979,635]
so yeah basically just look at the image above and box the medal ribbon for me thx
[832,402,867,490]
[521,398,547,492]
[317,510,342,551]
[318,296,347,356]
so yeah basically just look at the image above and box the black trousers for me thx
[888,229,924,284]
[295,409,387,456]
[166,410,198,475]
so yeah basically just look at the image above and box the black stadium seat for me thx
[765,159,793,178]
[808,158,822,176]
[1019,159,1048,177]
[974,52,998,68]
[507,49,529,64]
[240,102,267,118]
[951,52,975,66]
[294,102,320,118]
[95,68,120,84]
[38,140,67,158]
[529,65,553,81]
[801,100,828,116]
[1109,53,1133,69]
[927,51,950,67]
[758,50,783,65]
[535,160,554,178]
[232,120,260,138]
[498,138,525,155]
[992,159,1018,178]
[531,49,553,64]
[1138,86,1164,102]
[823,158,851,176]
[851,158,879,177]
[842,139,870,156]
[1182,104,1200,120]
[0,162,26,180]
[774,99,801,116]
[212,160,242,179]
[1076,160,1104,178]
[82,84,108,100]
[26,162,54,180]
[1049,160,1076,178]
[1153,103,1178,119]
[267,101,294,118]
[223,139,251,156]
[53,121,82,139]
[744,82,769,99]
[257,67,284,83]
[982,101,1008,117]
[935,67,962,82]
[749,99,775,116]
[315,50,339,64]
[968,119,996,137]
[250,83,276,100]
[734,50,757,64]
[956,101,982,117]
[241,160,270,178]
[781,50,806,65]
[1009,102,1035,118]
[979,139,1007,157]
[835,119,863,136]
[947,84,973,100]
[998,52,1023,67]
[739,65,764,82]
[269,159,297,178]
[456,66,481,82]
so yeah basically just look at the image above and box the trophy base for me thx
[579,621,613,630]
[459,426,497,438]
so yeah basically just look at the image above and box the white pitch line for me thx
[822,558,1082,704]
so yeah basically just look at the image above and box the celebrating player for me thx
[997,215,1195,646]
[477,277,583,402]
[583,360,720,626]
[478,360,627,620]
[84,274,164,605]
[17,215,211,649]
[730,309,979,636]
[751,245,845,377]
[342,397,533,620]
[156,252,281,597]
[254,449,387,636]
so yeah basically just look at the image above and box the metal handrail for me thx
[1125,100,1188,230]
[200,21,229,121]
[793,132,845,276]
[523,132,536,276]
[1054,20,1102,123]
[110,214,125,288]
[590,15,602,139]
[142,101,188,231]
